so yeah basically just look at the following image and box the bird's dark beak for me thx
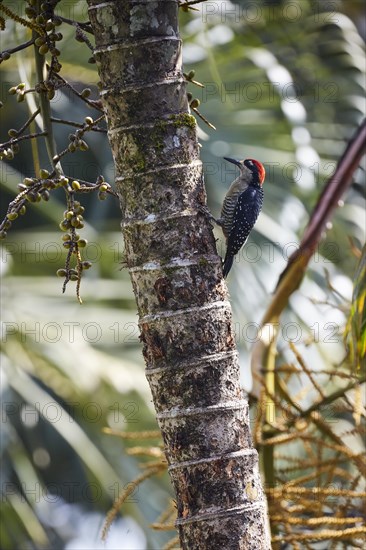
[223,157,242,168]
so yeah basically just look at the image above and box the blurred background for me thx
[1,1,365,548]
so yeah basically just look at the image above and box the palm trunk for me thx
[87,1,271,547]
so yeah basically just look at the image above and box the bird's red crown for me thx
[245,158,266,186]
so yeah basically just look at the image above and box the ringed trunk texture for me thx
[87,1,271,548]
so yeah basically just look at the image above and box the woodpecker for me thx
[221,157,266,277]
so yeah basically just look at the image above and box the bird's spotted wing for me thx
[225,186,263,258]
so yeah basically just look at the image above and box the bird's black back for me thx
[225,185,263,259]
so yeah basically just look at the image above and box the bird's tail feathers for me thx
[222,255,234,278]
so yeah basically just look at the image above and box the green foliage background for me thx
[1,1,365,548]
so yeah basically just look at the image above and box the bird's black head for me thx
[243,159,266,186]
[224,157,266,186]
